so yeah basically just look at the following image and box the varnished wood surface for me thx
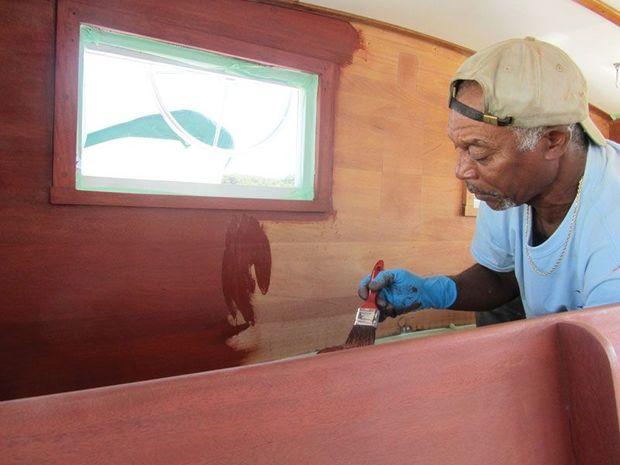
[611,119,620,143]
[589,104,612,139]
[575,0,620,27]
[0,0,616,400]
[74,0,362,64]
[2,306,619,465]
[50,187,333,212]
[557,321,620,465]
[258,0,475,56]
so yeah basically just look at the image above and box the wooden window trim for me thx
[51,0,357,212]
[462,186,478,217]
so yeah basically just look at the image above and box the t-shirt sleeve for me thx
[583,224,620,308]
[470,202,516,273]
[585,270,620,308]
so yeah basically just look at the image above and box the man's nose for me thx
[455,151,477,181]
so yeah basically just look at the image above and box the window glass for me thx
[77,25,318,200]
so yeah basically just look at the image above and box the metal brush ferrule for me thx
[354,308,379,328]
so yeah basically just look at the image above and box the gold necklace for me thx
[524,178,583,277]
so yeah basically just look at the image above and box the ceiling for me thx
[304,0,620,119]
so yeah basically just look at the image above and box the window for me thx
[51,0,357,211]
[77,26,318,202]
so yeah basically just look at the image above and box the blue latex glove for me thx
[358,269,457,318]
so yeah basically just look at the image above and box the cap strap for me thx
[449,97,513,126]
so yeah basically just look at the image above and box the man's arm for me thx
[449,264,520,312]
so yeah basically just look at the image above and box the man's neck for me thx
[529,146,587,243]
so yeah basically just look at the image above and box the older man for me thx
[360,37,620,321]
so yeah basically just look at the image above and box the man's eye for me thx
[468,148,487,159]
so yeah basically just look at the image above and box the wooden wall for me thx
[0,0,615,400]
[611,119,620,142]
[590,105,613,140]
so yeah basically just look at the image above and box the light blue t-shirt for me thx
[471,140,620,317]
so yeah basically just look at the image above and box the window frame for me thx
[52,0,341,212]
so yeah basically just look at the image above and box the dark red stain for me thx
[250,1,363,65]
[336,24,364,66]
[222,215,272,328]
[0,0,356,399]
[317,344,348,354]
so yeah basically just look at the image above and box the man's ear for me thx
[543,126,571,161]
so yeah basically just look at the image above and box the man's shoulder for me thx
[585,141,620,214]
[580,143,620,260]
[594,140,620,183]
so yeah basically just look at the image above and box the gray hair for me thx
[512,123,588,153]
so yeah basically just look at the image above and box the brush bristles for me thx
[344,324,376,347]
[317,307,379,353]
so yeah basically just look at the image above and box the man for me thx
[359,37,620,322]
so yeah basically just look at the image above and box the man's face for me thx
[447,84,552,210]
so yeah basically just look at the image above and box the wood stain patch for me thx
[255,0,363,65]
[222,215,272,327]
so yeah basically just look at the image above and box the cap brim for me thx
[580,117,606,146]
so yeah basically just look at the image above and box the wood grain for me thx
[589,104,612,139]
[574,0,620,26]
[50,187,333,212]
[557,321,620,465]
[611,119,620,143]
[258,0,476,56]
[73,0,361,64]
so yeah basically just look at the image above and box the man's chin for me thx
[469,186,517,211]
[483,197,517,211]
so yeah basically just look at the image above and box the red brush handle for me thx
[365,260,384,307]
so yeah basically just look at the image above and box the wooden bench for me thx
[1,306,619,464]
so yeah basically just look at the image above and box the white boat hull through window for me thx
[77,25,318,201]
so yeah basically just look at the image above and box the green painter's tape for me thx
[77,25,318,201]
[80,25,317,91]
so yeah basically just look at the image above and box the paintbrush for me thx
[318,260,384,353]
[343,259,384,347]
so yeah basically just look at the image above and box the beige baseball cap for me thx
[448,37,606,146]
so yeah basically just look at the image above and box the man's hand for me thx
[358,269,458,320]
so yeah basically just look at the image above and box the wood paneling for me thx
[574,0,620,26]
[2,306,620,465]
[611,119,620,143]
[260,0,475,56]
[0,0,616,400]
[557,320,620,465]
[590,104,612,139]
